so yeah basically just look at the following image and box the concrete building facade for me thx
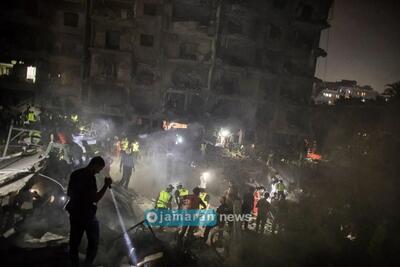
[1,0,333,156]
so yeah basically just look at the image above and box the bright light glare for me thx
[175,135,183,144]
[61,196,66,201]
[202,171,210,180]
[26,66,36,83]
[219,128,231,137]
[110,189,137,265]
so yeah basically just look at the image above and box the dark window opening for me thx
[106,31,120,50]
[273,0,287,9]
[64,12,79,27]
[179,42,197,60]
[166,93,185,114]
[137,70,155,85]
[140,34,154,47]
[143,3,157,16]
[227,21,242,35]
[268,24,282,40]
[296,3,313,21]
[26,0,39,17]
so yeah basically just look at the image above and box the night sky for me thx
[315,0,400,91]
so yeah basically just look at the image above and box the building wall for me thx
[0,0,86,106]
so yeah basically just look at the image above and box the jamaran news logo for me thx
[144,209,252,226]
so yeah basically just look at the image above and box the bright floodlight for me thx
[219,128,230,137]
[202,171,210,180]
[176,135,183,144]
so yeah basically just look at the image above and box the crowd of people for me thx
[152,175,289,250]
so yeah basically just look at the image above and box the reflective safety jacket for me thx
[121,138,129,151]
[29,130,41,139]
[71,114,78,123]
[276,183,286,192]
[27,111,36,122]
[156,191,172,208]
[199,192,209,209]
[178,188,189,197]
[131,141,140,152]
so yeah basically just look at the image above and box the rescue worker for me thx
[174,184,189,209]
[177,187,207,248]
[66,157,113,267]
[120,137,129,152]
[24,106,36,126]
[242,187,254,230]
[253,186,262,216]
[70,113,79,124]
[119,148,135,189]
[199,189,210,209]
[255,192,271,234]
[272,194,288,234]
[29,130,41,145]
[155,185,174,209]
[131,140,140,154]
[113,136,121,158]
[277,180,286,200]
[203,196,230,243]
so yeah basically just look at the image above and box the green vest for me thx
[156,191,171,208]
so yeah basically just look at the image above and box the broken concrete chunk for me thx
[21,201,33,210]
[1,196,10,206]
[3,227,16,238]
[39,232,66,242]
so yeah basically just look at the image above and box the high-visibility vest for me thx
[156,191,171,208]
[131,141,140,152]
[30,130,41,139]
[121,139,129,151]
[199,192,209,209]
[27,111,36,122]
[277,183,285,192]
[71,114,78,123]
[178,188,189,197]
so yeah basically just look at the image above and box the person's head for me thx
[177,184,182,189]
[264,192,270,199]
[279,179,283,183]
[87,156,105,174]
[166,184,174,193]
[193,187,201,196]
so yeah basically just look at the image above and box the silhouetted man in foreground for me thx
[66,156,113,267]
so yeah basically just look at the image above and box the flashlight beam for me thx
[110,188,137,265]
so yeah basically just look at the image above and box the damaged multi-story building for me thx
[1,0,332,158]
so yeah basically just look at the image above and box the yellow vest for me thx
[277,183,285,192]
[199,192,209,209]
[27,111,36,122]
[131,141,140,152]
[156,191,171,208]
[29,130,41,138]
[178,188,189,197]
[121,139,129,151]
[71,114,78,123]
